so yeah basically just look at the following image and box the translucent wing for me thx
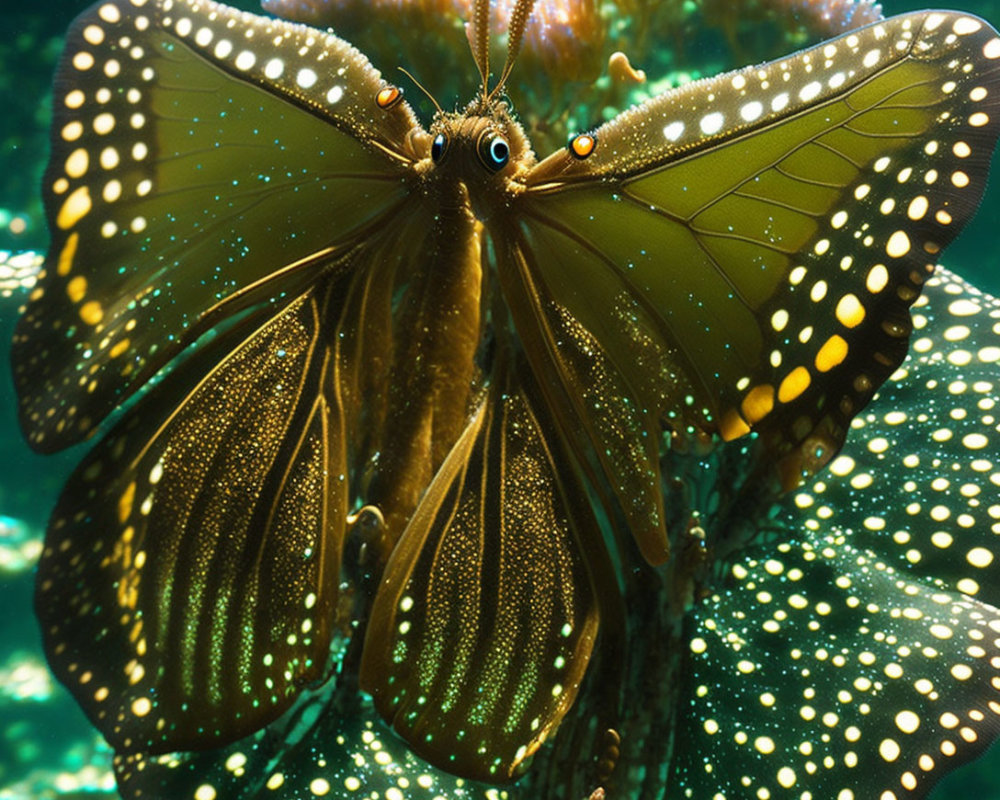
[11,0,422,452]
[30,175,482,756]
[35,283,350,753]
[506,12,1000,554]
[359,360,607,782]
[667,270,1000,799]
[496,234,673,565]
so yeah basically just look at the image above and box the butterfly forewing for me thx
[12,0,423,452]
[662,270,1000,800]
[35,284,349,753]
[360,362,604,782]
[800,270,1000,616]
[519,11,1000,488]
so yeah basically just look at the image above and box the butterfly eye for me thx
[477,132,510,172]
[431,133,449,163]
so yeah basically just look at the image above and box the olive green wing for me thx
[32,196,477,762]
[510,12,1000,561]
[12,0,423,452]
[34,281,350,753]
[359,360,607,782]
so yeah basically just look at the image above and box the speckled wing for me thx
[513,12,1000,511]
[34,283,350,754]
[667,271,1000,799]
[111,681,501,800]
[359,360,605,783]
[11,0,422,452]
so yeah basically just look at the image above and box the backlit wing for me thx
[508,12,1000,563]
[35,283,349,753]
[11,0,423,452]
[359,360,607,782]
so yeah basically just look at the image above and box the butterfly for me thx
[11,0,1000,795]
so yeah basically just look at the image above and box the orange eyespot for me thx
[569,133,596,160]
[375,86,402,109]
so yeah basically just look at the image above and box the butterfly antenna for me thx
[488,0,537,102]
[398,67,443,115]
[468,0,491,100]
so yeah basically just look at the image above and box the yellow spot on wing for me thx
[109,338,131,358]
[719,409,751,441]
[56,232,79,276]
[80,300,104,325]
[57,186,92,230]
[741,384,774,424]
[815,334,848,372]
[65,148,89,178]
[266,774,285,790]
[778,367,811,403]
[66,275,87,303]
[118,482,136,524]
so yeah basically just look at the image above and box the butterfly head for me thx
[426,101,535,213]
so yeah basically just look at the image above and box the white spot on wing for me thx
[740,101,763,122]
[296,68,318,88]
[235,51,256,71]
[663,121,684,142]
[954,17,983,35]
[264,58,284,79]
[799,81,821,101]
[700,112,724,135]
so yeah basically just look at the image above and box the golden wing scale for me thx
[13,0,1000,796]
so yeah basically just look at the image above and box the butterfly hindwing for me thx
[113,681,497,800]
[35,283,349,753]
[497,235,671,564]
[516,11,1000,491]
[359,360,604,782]
[12,0,422,452]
